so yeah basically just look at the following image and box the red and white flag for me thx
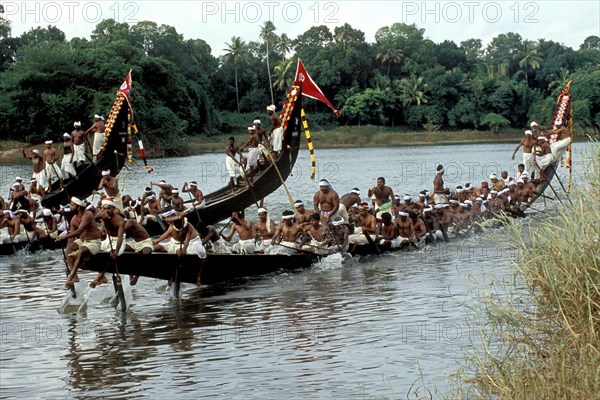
[117,69,132,104]
[294,59,340,115]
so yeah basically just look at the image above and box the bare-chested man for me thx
[512,129,536,178]
[533,136,553,177]
[16,209,44,241]
[329,216,350,252]
[56,196,102,288]
[225,137,244,194]
[1,210,20,242]
[293,200,312,225]
[85,114,105,162]
[546,124,571,161]
[238,126,261,181]
[313,179,340,223]
[396,210,417,244]
[267,104,282,156]
[61,133,76,178]
[252,118,269,163]
[269,210,303,255]
[255,207,275,241]
[151,180,174,209]
[182,181,205,209]
[433,165,450,204]
[301,213,331,255]
[339,188,361,222]
[198,223,230,254]
[152,211,207,286]
[99,169,123,211]
[489,173,506,192]
[71,121,87,166]
[368,177,395,213]
[21,148,47,189]
[43,140,63,188]
[122,217,153,285]
[29,178,45,203]
[375,212,402,247]
[170,189,185,212]
[348,202,377,245]
[221,212,255,254]
[40,208,58,239]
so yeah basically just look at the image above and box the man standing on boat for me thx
[533,136,553,177]
[85,114,105,162]
[253,118,269,164]
[56,196,102,289]
[433,165,450,204]
[511,130,535,178]
[98,169,123,212]
[267,105,282,157]
[61,133,76,179]
[238,126,261,183]
[225,137,244,194]
[43,140,63,188]
[368,177,395,217]
[313,179,340,223]
[547,124,571,162]
[21,148,47,190]
[71,121,87,167]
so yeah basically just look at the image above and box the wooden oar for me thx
[548,164,574,205]
[100,220,127,312]
[533,160,567,208]
[61,245,77,298]
[229,156,260,209]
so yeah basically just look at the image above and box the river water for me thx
[0,142,593,399]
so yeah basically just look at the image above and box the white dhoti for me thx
[302,238,329,255]
[206,238,230,254]
[269,240,297,255]
[551,138,570,161]
[270,127,283,152]
[226,156,244,179]
[93,132,105,157]
[30,193,43,203]
[100,235,126,256]
[433,194,448,204]
[348,230,375,245]
[69,238,102,257]
[73,143,86,164]
[338,204,349,223]
[184,199,206,210]
[45,162,62,184]
[231,238,256,254]
[523,152,535,177]
[61,156,76,178]
[167,237,207,258]
[246,147,261,167]
[127,237,153,253]
[32,170,48,188]
[536,154,554,173]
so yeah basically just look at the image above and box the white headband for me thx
[266,105,276,112]
[63,133,71,139]
[282,214,294,220]
[101,170,110,176]
[74,121,81,127]
[71,197,86,207]
[525,130,532,135]
[162,209,177,218]
[253,119,261,124]
[94,114,101,119]
[101,199,117,208]
[294,201,304,208]
[351,189,361,196]
[257,207,268,214]
[398,211,409,217]
[45,140,53,145]
[403,195,412,201]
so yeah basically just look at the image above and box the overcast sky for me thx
[3,1,599,56]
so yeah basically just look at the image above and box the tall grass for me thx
[456,144,600,399]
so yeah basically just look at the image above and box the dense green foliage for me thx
[1,12,599,154]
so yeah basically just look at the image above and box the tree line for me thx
[0,12,599,155]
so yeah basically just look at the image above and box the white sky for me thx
[3,1,599,56]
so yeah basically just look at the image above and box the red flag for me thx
[117,69,132,104]
[294,59,340,115]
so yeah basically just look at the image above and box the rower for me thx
[40,208,58,239]
[270,210,303,255]
[339,188,361,222]
[182,181,205,209]
[238,126,261,182]
[89,198,127,288]
[255,207,275,252]
[71,121,87,167]
[329,216,350,252]
[29,178,45,203]
[347,202,377,245]
[293,200,312,224]
[220,212,255,254]
[152,210,207,286]
[16,208,43,241]
[266,104,283,157]
[99,169,123,211]
[198,223,230,254]
[375,212,401,247]
[1,210,20,242]
[313,179,340,223]
[150,180,173,209]
[122,217,153,285]
[60,133,76,178]
[56,196,102,289]
[22,148,48,190]
[301,213,331,255]
[43,140,63,188]
[490,173,506,192]
[85,114,105,162]
[170,189,185,212]
[395,211,415,246]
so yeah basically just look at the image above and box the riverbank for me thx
[2,127,594,165]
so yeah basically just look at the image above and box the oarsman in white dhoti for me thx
[43,140,63,187]
[269,210,304,255]
[85,114,105,162]
[239,127,262,183]
[60,133,76,178]
[547,125,571,162]
[512,129,536,178]
[22,148,48,189]
[28,178,45,203]
[225,137,244,194]
[199,224,230,254]
[220,212,255,254]
[98,169,123,212]
[71,121,87,166]
[182,181,205,209]
[267,104,283,156]
[533,136,554,176]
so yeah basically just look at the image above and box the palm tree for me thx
[548,67,572,93]
[275,33,292,57]
[222,36,250,113]
[516,40,543,85]
[260,21,277,104]
[376,40,403,77]
[397,75,428,107]
[273,58,294,93]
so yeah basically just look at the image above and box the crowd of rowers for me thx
[2,160,541,287]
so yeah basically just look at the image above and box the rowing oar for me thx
[61,245,77,298]
[432,213,449,242]
[264,148,297,212]
[100,220,127,312]
[183,183,203,228]
[355,221,380,255]
[272,241,336,256]
[230,155,261,209]
[548,164,574,205]
[533,160,567,208]
[420,215,436,243]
